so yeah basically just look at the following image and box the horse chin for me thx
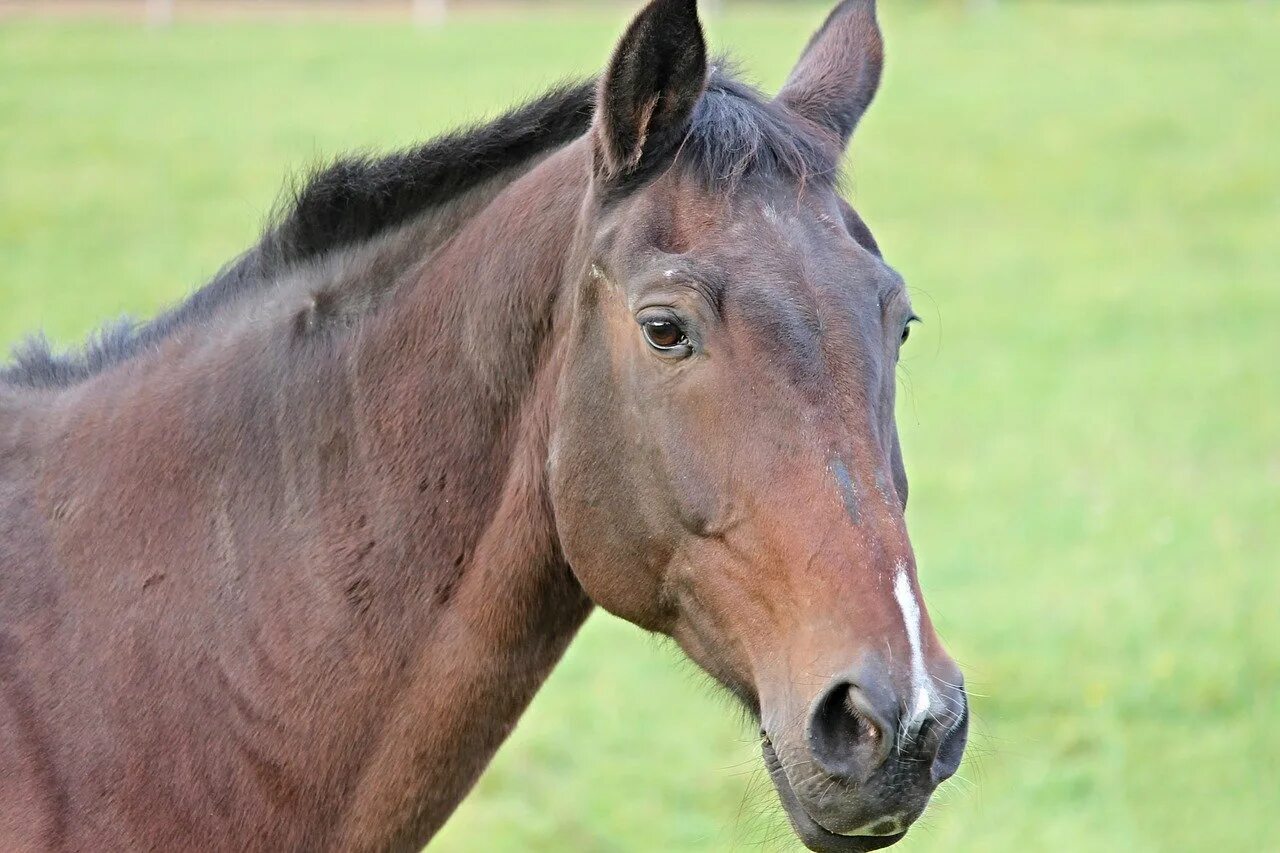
[761,739,908,853]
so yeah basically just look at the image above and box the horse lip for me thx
[760,738,907,853]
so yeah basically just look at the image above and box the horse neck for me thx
[312,139,596,848]
[28,135,597,851]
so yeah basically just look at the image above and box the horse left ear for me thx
[777,0,884,148]
[594,0,707,185]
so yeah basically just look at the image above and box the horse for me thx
[0,1,968,850]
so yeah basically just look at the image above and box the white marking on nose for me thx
[893,564,933,723]
[847,814,909,838]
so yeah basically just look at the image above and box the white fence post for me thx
[412,0,448,26]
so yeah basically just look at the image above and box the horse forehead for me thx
[617,179,895,317]
[630,173,835,249]
[720,267,890,399]
[716,208,886,311]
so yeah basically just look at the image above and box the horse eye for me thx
[642,320,688,352]
[901,314,921,345]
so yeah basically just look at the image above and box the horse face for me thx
[549,2,967,849]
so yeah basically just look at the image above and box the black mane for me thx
[2,67,835,390]
[1,79,595,390]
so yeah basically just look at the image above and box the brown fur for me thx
[0,3,967,851]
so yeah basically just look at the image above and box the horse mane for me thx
[1,80,596,390]
[2,66,835,390]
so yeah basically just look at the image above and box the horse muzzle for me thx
[761,667,970,852]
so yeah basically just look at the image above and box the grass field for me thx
[2,2,1278,850]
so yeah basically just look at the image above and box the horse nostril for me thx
[807,680,895,780]
[931,697,970,784]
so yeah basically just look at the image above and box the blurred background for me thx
[2,1,1277,850]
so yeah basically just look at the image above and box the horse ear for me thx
[594,0,707,184]
[776,0,883,147]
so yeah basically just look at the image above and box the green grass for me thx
[3,2,1278,850]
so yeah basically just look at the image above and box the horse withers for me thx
[0,1,967,850]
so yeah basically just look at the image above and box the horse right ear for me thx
[776,0,883,148]
[594,0,707,187]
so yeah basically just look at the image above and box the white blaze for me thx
[893,563,933,723]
